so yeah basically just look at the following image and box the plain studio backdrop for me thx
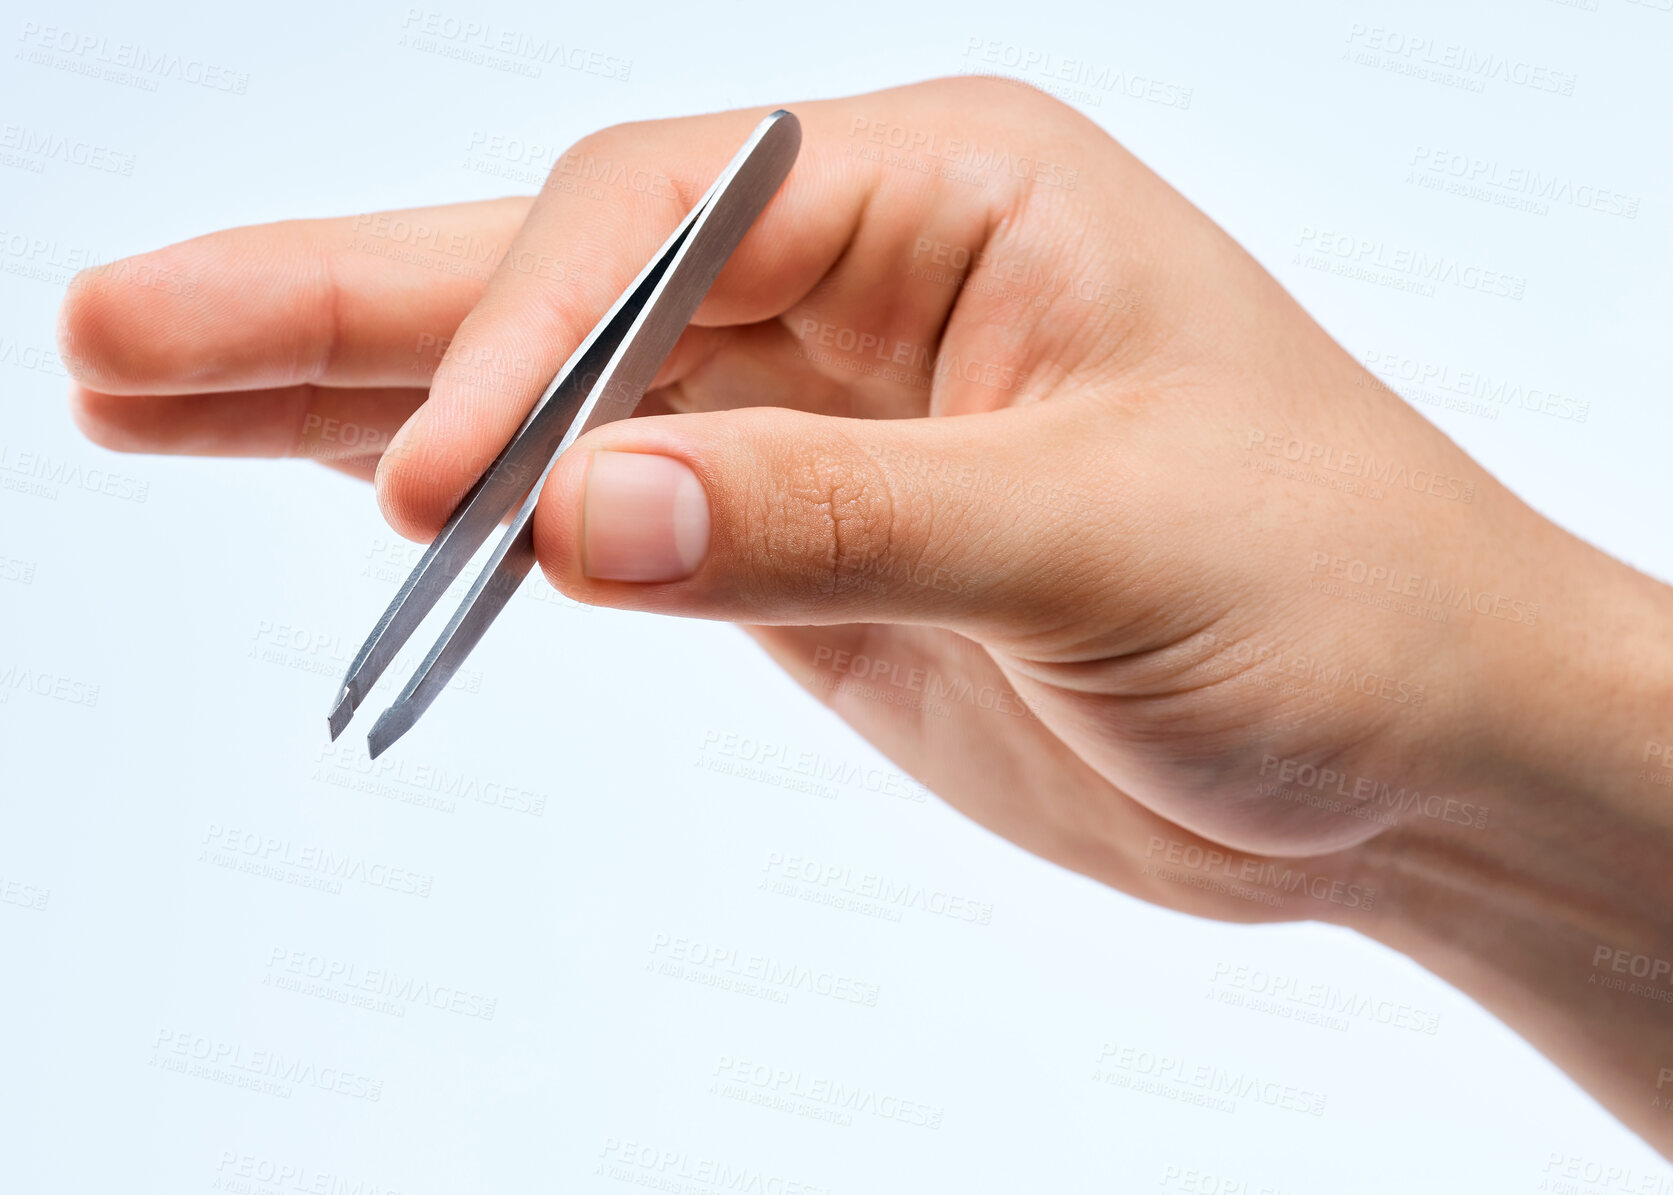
[2,0,1670,1191]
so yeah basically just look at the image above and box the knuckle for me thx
[750,431,901,598]
[541,125,632,201]
[543,121,695,211]
[945,72,1073,124]
[568,124,629,160]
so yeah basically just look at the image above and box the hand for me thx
[58,78,1673,1151]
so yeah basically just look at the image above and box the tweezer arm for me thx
[353,109,802,756]
[326,162,728,738]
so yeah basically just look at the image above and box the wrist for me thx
[1360,518,1673,943]
[1343,525,1673,1149]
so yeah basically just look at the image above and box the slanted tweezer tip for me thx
[326,689,354,741]
[367,703,416,761]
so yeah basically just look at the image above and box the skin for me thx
[57,78,1673,1154]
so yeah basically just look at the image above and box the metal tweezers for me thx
[327,110,801,757]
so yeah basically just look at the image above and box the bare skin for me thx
[57,78,1673,1154]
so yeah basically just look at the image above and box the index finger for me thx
[374,78,1062,541]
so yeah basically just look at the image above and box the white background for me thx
[3,0,1671,1191]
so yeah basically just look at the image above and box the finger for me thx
[376,79,1047,541]
[659,320,929,421]
[70,383,427,461]
[530,400,1117,643]
[319,456,382,484]
[57,197,532,396]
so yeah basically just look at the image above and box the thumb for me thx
[531,402,1110,637]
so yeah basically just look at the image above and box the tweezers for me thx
[327,109,801,757]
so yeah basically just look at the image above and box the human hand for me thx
[58,77,1673,1149]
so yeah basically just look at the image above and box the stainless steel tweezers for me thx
[328,110,801,757]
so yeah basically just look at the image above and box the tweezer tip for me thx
[326,689,355,741]
[367,704,416,760]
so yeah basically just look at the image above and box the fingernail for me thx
[582,451,710,582]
